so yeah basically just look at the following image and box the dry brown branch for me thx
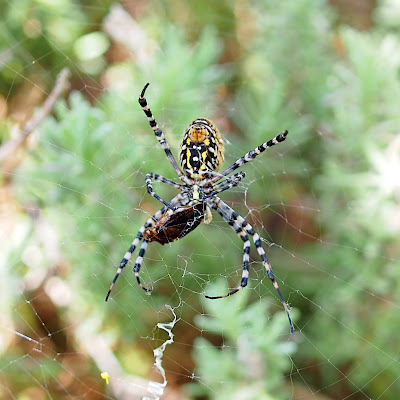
[0,67,71,165]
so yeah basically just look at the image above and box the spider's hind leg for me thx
[210,130,288,183]
[138,84,184,179]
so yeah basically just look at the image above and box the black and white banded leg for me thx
[204,171,246,199]
[105,194,184,301]
[205,200,250,298]
[105,223,148,301]
[133,239,150,293]
[145,172,183,211]
[139,83,187,181]
[133,193,196,293]
[212,197,294,333]
[210,130,288,184]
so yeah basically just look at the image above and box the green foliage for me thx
[0,0,114,92]
[300,24,400,397]
[103,26,225,134]
[187,280,296,400]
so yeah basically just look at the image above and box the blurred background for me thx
[1,0,400,399]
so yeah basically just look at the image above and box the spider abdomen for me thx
[143,202,205,245]
[179,118,224,178]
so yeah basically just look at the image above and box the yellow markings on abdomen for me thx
[186,148,192,169]
[179,118,225,177]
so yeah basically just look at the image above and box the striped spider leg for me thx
[145,172,183,211]
[203,171,246,199]
[105,193,185,301]
[207,196,294,333]
[139,83,191,185]
[209,130,288,184]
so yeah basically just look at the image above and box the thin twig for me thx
[102,4,154,68]
[0,67,71,164]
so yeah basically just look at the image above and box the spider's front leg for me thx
[105,193,184,301]
[105,216,155,301]
[207,200,250,298]
[133,239,151,293]
[209,197,294,333]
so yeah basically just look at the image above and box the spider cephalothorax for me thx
[179,118,224,179]
[106,83,294,333]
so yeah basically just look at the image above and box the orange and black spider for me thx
[105,83,293,333]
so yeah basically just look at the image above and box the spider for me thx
[106,83,294,333]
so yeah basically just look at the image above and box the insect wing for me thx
[144,203,205,245]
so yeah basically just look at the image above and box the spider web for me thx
[1,1,400,400]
